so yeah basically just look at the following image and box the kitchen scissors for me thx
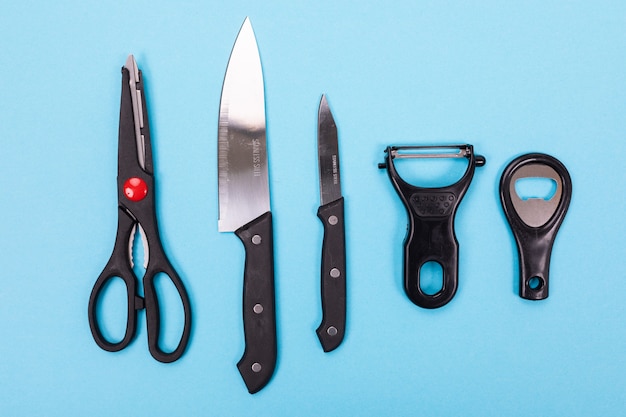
[88,55,192,363]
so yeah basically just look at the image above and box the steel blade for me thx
[318,95,341,205]
[218,18,270,232]
[123,55,148,171]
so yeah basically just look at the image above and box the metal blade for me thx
[123,55,147,171]
[218,18,270,232]
[318,95,342,205]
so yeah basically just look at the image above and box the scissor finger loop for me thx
[88,267,139,352]
[142,266,192,363]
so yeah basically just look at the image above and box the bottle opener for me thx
[500,153,572,300]
[379,145,485,309]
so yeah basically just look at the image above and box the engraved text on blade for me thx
[252,138,261,177]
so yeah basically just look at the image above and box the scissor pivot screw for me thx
[123,177,148,202]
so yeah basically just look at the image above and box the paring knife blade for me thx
[315,95,346,352]
[218,17,277,394]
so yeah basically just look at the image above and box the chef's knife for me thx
[218,17,276,394]
[315,95,346,352]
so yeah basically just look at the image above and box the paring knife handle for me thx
[316,197,346,352]
[235,211,277,394]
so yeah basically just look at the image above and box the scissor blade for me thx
[318,95,342,205]
[218,18,270,232]
[122,54,150,173]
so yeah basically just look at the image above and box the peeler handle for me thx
[403,194,459,308]
[380,145,484,309]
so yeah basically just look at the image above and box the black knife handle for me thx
[316,197,346,352]
[235,211,277,394]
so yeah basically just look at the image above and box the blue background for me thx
[1,1,625,416]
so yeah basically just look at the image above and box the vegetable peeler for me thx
[379,145,485,309]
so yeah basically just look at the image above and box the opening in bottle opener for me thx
[500,153,572,300]
[379,144,485,309]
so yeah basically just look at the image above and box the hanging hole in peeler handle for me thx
[419,261,444,296]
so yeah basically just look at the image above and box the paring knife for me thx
[316,95,346,352]
[218,17,277,394]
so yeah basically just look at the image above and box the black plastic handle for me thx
[89,207,191,363]
[89,209,140,352]
[380,145,484,309]
[500,153,572,300]
[316,197,346,352]
[403,200,459,309]
[135,202,192,362]
[142,257,192,363]
[235,211,277,394]
[88,270,140,352]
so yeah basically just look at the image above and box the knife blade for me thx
[315,95,346,352]
[218,17,277,394]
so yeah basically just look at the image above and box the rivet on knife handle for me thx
[316,197,346,351]
[235,211,277,393]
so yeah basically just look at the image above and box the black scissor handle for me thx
[88,257,192,363]
[89,207,191,362]
[142,258,192,364]
[88,266,140,353]
[89,208,141,352]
